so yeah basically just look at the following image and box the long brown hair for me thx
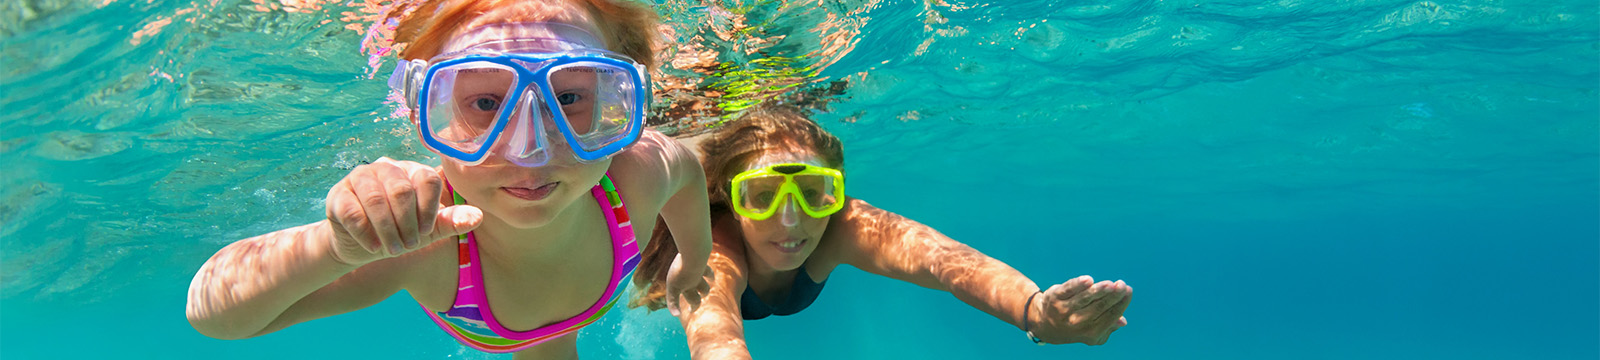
[388,0,658,67]
[630,104,845,311]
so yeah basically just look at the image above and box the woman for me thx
[632,105,1132,359]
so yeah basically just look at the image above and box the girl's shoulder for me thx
[606,130,699,206]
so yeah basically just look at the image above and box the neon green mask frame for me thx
[729,163,845,220]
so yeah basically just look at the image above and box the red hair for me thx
[389,0,658,68]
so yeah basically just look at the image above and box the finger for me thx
[666,291,681,317]
[1106,290,1133,320]
[1066,281,1114,310]
[1050,276,1094,300]
[408,165,444,236]
[426,205,483,242]
[684,289,703,309]
[1078,283,1128,318]
[350,166,404,256]
[1085,289,1133,327]
[328,181,378,253]
[376,163,421,250]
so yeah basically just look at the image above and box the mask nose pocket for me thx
[500,86,550,167]
[780,198,801,227]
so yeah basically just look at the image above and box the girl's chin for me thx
[481,203,559,229]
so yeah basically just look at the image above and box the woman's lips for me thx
[501,182,558,201]
[774,238,807,254]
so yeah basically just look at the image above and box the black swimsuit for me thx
[739,268,827,320]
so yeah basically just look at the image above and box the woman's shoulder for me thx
[816,198,909,263]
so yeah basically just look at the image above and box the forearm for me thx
[843,201,1043,330]
[683,313,752,360]
[928,246,1040,330]
[662,171,713,267]
[185,221,358,339]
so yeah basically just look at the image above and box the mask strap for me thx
[387,59,427,109]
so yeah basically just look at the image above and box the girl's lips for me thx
[501,182,558,201]
[774,238,807,254]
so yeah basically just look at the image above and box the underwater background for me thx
[2,0,1596,358]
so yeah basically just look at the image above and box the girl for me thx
[186,0,712,358]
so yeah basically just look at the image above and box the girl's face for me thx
[440,147,609,229]
[428,4,614,229]
[735,147,834,272]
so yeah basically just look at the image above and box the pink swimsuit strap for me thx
[423,174,640,353]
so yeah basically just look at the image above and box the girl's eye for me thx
[471,97,501,112]
[556,92,582,105]
[802,189,820,203]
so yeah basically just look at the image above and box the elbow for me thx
[187,313,250,340]
[187,304,259,340]
[186,295,263,340]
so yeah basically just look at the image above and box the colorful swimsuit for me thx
[425,175,640,353]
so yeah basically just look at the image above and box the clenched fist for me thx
[325,157,483,265]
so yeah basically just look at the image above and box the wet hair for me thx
[389,0,657,68]
[630,104,845,311]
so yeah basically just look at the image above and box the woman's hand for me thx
[1028,275,1132,345]
[665,252,713,317]
[325,157,482,266]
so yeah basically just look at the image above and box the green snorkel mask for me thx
[729,163,845,220]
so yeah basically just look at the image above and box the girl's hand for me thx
[325,157,483,266]
[664,253,713,317]
[1028,275,1132,345]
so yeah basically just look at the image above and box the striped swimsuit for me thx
[425,175,640,353]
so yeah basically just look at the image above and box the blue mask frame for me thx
[390,50,650,166]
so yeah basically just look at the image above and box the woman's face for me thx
[429,5,613,229]
[735,147,834,272]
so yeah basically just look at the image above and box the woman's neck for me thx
[743,249,803,294]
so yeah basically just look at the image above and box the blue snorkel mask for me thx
[388,22,651,167]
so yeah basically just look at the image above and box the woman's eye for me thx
[470,97,501,112]
[755,191,776,204]
[556,92,582,105]
[803,189,820,202]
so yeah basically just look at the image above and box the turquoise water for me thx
[3,0,1597,358]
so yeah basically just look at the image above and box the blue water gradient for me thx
[2,0,1596,358]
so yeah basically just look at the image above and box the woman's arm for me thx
[677,222,754,360]
[831,198,1129,343]
[831,199,1036,326]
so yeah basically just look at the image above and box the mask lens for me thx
[737,175,788,214]
[425,61,519,155]
[546,62,639,152]
[792,174,839,212]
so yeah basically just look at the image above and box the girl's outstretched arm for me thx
[831,198,1130,345]
[187,221,384,339]
[677,223,754,360]
[186,159,478,339]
